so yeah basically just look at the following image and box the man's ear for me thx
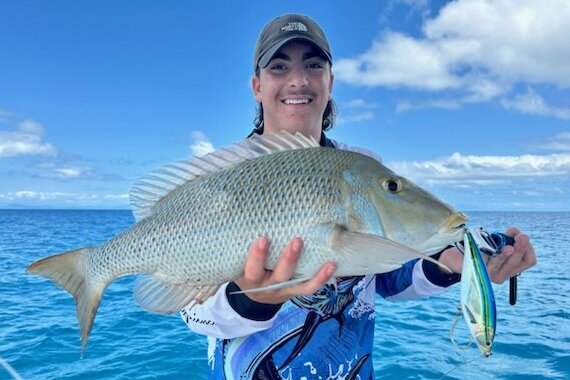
[252,75,262,103]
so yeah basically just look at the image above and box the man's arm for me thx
[375,251,461,301]
[376,227,536,300]
[180,282,279,338]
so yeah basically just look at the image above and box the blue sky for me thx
[1,0,569,211]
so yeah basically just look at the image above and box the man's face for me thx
[252,41,334,139]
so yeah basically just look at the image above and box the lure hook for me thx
[449,305,472,351]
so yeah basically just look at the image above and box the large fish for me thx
[27,131,467,351]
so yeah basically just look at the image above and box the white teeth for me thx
[284,98,310,105]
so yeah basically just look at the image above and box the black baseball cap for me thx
[253,14,332,71]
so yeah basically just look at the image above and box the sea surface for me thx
[0,210,568,379]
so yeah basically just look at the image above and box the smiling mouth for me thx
[283,98,312,105]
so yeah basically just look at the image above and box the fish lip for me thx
[454,223,467,232]
[445,212,469,232]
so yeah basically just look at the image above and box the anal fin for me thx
[133,276,220,314]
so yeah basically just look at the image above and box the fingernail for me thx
[257,236,268,250]
[327,264,336,277]
[292,237,303,252]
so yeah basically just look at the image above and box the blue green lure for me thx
[450,230,496,357]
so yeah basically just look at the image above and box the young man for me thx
[181,14,536,379]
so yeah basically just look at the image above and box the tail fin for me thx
[27,247,102,353]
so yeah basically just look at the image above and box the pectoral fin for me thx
[235,225,451,295]
[326,224,450,274]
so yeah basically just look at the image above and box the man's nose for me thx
[288,66,309,87]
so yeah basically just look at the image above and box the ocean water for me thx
[0,210,568,379]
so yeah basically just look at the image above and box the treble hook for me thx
[449,305,472,351]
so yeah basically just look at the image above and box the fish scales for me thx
[27,131,468,351]
[92,147,370,285]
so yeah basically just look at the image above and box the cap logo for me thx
[281,22,308,33]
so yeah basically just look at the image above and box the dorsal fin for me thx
[129,131,319,221]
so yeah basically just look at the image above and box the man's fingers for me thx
[242,236,270,283]
[488,231,536,283]
[285,262,337,297]
[504,227,521,237]
[488,247,519,283]
[514,233,537,270]
[271,237,303,283]
[237,236,339,304]
[486,254,507,283]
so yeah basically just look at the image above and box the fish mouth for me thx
[415,211,467,253]
[444,211,469,234]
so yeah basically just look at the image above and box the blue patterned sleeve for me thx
[375,259,418,298]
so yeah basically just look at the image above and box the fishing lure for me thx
[471,227,518,305]
[450,230,496,357]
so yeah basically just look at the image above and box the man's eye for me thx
[307,62,324,70]
[269,63,287,71]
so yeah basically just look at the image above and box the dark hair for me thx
[252,99,337,135]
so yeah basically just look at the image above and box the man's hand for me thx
[234,236,337,305]
[485,227,536,283]
[438,227,537,284]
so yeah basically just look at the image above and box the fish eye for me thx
[383,178,402,193]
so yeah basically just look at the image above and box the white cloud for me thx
[337,99,377,124]
[0,110,12,122]
[501,89,570,119]
[0,190,128,204]
[423,0,570,85]
[337,111,375,125]
[386,151,570,211]
[388,152,570,181]
[19,120,45,135]
[396,98,461,112]
[53,167,84,178]
[538,132,570,152]
[7,191,90,201]
[103,193,129,200]
[335,33,462,91]
[343,99,378,109]
[0,120,56,158]
[335,0,570,115]
[28,160,105,180]
[190,131,215,157]
[424,178,509,187]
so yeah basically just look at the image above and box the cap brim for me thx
[257,35,331,69]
